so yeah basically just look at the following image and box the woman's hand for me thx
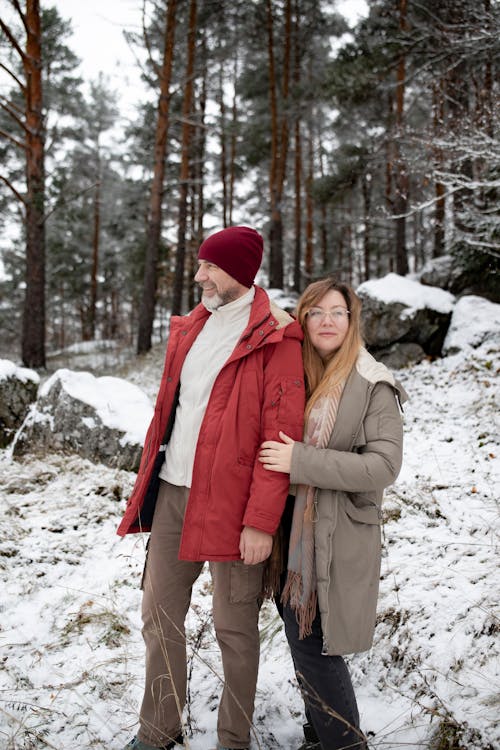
[259,431,295,474]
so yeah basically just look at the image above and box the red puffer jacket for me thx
[117,286,305,561]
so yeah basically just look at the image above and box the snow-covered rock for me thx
[417,254,456,290]
[12,368,153,471]
[443,295,500,354]
[0,359,39,448]
[357,273,455,356]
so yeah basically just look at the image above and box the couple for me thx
[118,226,406,750]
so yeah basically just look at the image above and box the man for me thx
[119,226,305,750]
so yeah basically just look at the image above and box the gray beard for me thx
[202,292,224,311]
[201,286,243,311]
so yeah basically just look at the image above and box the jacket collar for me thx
[171,285,303,349]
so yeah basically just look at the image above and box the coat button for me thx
[246,344,252,349]
[269,320,275,326]
[181,331,187,336]
[167,376,172,382]
[259,329,265,335]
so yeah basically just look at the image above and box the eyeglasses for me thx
[307,307,350,324]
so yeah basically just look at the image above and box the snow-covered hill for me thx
[1,336,498,749]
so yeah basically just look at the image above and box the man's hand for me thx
[239,526,273,565]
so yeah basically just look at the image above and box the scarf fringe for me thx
[260,526,283,599]
[281,570,318,639]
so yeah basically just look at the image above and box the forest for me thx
[0,0,499,368]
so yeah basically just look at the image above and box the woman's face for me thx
[305,289,350,359]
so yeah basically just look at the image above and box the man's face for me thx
[194,260,248,310]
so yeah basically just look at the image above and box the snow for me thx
[51,339,120,356]
[358,273,456,315]
[1,329,499,749]
[267,287,299,312]
[443,295,500,353]
[40,368,153,445]
[0,359,40,385]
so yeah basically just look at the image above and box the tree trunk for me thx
[189,43,207,310]
[361,173,372,280]
[304,114,314,281]
[137,0,177,354]
[394,0,409,276]
[228,54,239,226]
[292,0,302,293]
[171,0,197,316]
[293,116,302,292]
[267,0,291,289]
[432,79,446,257]
[88,176,101,340]
[22,0,46,368]
[218,60,228,228]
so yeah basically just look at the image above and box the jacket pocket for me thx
[344,497,381,525]
[264,376,304,431]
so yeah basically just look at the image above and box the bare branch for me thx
[142,0,162,81]
[0,99,29,134]
[0,91,24,115]
[10,0,30,36]
[0,17,27,63]
[43,182,99,224]
[0,126,27,151]
[0,61,26,94]
[0,173,27,207]
[460,237,500,259]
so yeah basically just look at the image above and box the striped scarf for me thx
[281,381,345,639]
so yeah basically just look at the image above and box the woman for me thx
[259,277,406,750]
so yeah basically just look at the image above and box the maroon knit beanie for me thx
[198,226,263,288]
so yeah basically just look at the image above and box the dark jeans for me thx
[283,603,366,750]
[277,497,365,749]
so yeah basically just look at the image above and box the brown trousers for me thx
[137,481,263,749]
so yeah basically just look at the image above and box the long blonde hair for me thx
[297,277,363,419]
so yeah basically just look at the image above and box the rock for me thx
[357,273,455,356]
[417,255,455,290]
[0,360,39,448]
[443,295,500,355]
[373,343,426,370]
[13,369,153,471]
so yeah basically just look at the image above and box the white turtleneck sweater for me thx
[159,286,255,488]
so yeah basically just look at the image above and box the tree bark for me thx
[304,111,314,281]
[189,36,207,310]
[22,0,46,368]
[87,176,101,340]
[361,173,372,281]
[432,79,446,257]
[267,0,291,289]
[228,54,239,227]
[137,0,177,354]
[393,0,409,276]
[171,0,197,315]
[292,0,302,293]
[218,60,228,228]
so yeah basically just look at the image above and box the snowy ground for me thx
[1,339,498,750]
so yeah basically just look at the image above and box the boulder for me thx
[417,255,455,290]
[443,295,500,355]
[0,360,39,448]
[357,273,455,356]
[13,369,153,471]
[372,342,426,370]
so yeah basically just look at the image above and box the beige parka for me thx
[289,347,407,656]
